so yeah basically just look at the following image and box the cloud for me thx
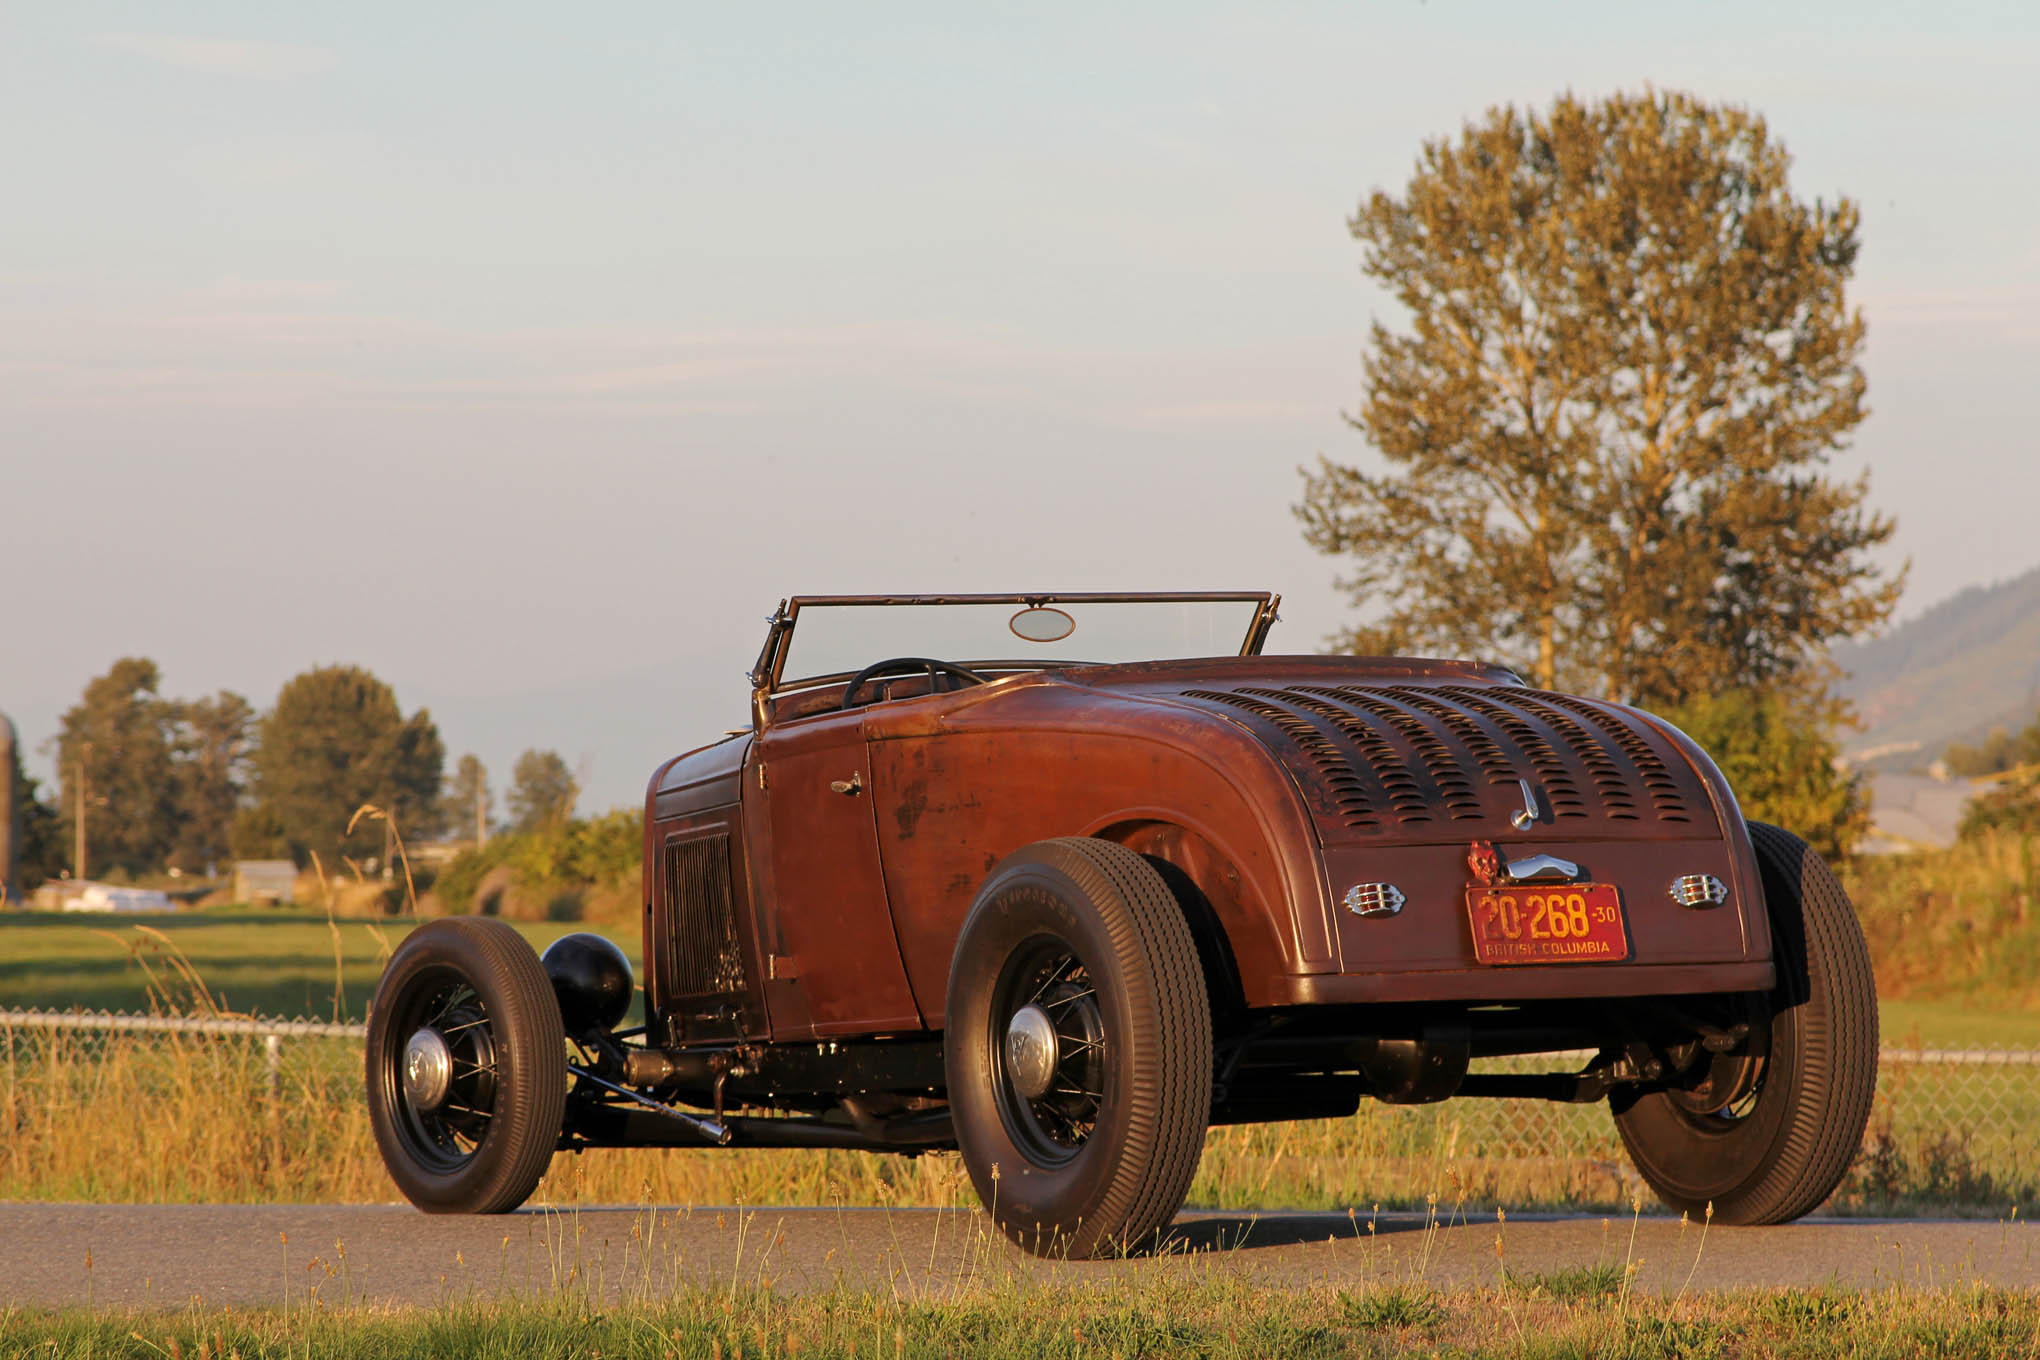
[93,33,334,80]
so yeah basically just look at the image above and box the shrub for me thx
[431,809,641,923]
[1960,769,2040,841]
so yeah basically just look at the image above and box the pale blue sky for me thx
[4,2,2036,813]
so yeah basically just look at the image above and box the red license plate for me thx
[1465,883,1629,964]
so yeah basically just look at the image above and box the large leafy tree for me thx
[1661,690,1866,862]
[7,734,65,893]
[249,666,445,868]
[1298,90,1900,708]
[53,658,180,877]
[508,749,577,832]
[169,691,256,874]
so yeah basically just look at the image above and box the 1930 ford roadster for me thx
[367,592,1877,1255]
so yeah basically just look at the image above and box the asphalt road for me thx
[3,1204,2035,1309]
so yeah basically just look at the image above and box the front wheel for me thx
[367,917,567,1213]
[1613,822,1879,1223]
[945,838,1211,1258]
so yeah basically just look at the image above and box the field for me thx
[3,916,2037,1217]
[0,907,2024,1046]
[0,909,638,1024]
[8,1277,2040,1358]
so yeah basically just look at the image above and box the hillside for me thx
[1834,562,2040,768]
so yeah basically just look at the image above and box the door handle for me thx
[829,772,863,796]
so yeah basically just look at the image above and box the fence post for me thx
[264,1033,282,1096]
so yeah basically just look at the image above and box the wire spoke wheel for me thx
[366,917,567,1214]
[1612,823,1878,1224]
[989,939,1107,1166]
[946,838,1211,1258]
[382,972,503,1173]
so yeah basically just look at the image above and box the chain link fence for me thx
[4,1008,2033,1213]
[0,1007,364,1093]
[1226,1046,2040,1214]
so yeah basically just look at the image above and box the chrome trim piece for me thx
[402,1028,453,1112]
[1669,873,1730,909]
[1503,853,1582,884]
[1510,776,1543,830]
[1004,1003,1060,1099]
[1343,882,1406,917]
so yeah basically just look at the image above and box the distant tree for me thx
[1959,770,2040,841]
[9,741,65,892]
[442,754,493,844]
[229,803,291,861]
[1298,89,1900,710]
[168,691,255,874]
[508,749,576,832]
[249,666,445,868]
[1943,714,2040,778]
[53,658,180,877]
[1661,689,1867,862]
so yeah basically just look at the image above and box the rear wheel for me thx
[367,917,567,1213]
[945,838,1211,1257]
[1613,822,1879,1223]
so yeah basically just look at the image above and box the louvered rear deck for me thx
[1174,680,1714,844]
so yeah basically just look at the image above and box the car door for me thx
[748,704,924,1038]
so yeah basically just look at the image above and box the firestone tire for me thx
[367,917,568,1213]
[1613,822,1879,1224]
[945,837,1211,1258]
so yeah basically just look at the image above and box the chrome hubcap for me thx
[1004,1003,1059,1100]
[403,1027,454,1111]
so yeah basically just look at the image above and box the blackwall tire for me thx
[366,917,567,1213]
[945,837,1211,1258]
[1613,822,1879,1223]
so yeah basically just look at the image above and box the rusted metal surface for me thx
[747,706,922,1038]
[641,639,1773,1043]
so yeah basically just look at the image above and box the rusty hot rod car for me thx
[367,592,1878,1254]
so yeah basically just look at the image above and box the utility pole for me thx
[73,741,89,881]
[0,713,18,905]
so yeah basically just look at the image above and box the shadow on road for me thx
[1161,1211,1434,1254]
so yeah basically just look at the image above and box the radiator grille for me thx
[663,835,747,996]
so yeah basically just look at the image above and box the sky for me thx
[3,1,2036,815]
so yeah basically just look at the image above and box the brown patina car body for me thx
[367,592,1877,1256]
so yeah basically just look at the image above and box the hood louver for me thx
[1178,682,1702,842]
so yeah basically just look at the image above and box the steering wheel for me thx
[840,656,990,710]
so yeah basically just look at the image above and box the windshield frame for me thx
[748,591,1280,721]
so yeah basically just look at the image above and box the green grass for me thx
[0,910,639,1023]
[1879,998,2040,1048]
[6,1282,2040,1358]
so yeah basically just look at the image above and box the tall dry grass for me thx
[7,837,2038,1212]
[0,1021,1634,1210]
[4,1023,2031,1212]
[1846,831,2040,1006]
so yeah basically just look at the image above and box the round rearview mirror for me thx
[1009,606,1076,643]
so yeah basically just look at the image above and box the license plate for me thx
[1465,883,1629,964]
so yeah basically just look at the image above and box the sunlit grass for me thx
[7,1278,2040,1358]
